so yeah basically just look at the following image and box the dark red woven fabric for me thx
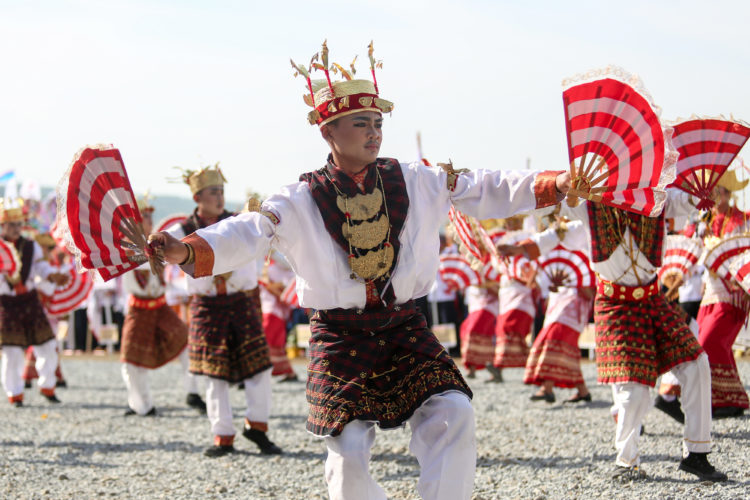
[697,302,749,409]
[188,289,271,382]
[121,304,188,369]
[0,291,54,347]
[587,203,664,266]
[299,156,409,307]
[306,300,472,436]
[594,291,702,386]
[179,208,234,235]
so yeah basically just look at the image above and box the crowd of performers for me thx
[4,42,750,498]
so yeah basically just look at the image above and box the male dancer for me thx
[0,199,63,406]
[501,192,727,482]
[166,166,281,457]
[150,41,569,499]
[120,197,203,416]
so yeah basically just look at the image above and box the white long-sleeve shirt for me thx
[122,263,165,299]
[166,223,259,296]
[182,162,561,310]
[549,190,697,287]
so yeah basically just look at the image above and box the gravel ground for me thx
[1,355,748,499]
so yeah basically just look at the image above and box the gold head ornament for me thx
[0,198,25,223]
[173,163,227,195]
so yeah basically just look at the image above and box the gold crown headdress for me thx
[291,40,394,126]
[173,163,227,195]
[0,198,26,223]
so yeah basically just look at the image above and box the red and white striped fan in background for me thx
[538,245,595,288]
[704,235,750,281]
[730,253,750,296]
[657,235,703,282]
[495,231,536,281]
[0,239,21,282]
[669,117,750,209]
[562,66,676,216]
[482,261,501,283]
[280,279,299,307]
[439,254,482,291]
[56,146,156,281]
[42,263,94,316]
[447,206,488,266]
[156,214,188,233]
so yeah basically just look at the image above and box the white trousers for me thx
[122,348,205,414]
[324,391,476,500]
[2,339,58,397]
[121,363,153,415]
[178,348,200,394]
[206,367,272,437]
[612,353,712,466]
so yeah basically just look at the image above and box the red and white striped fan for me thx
[156,214,188,233]
[670,117,750,209]
[657,235,703,281]
[730,253,750,295]
[56,146,155,281]
[495,231,535,281]
[280,279,299,307]
[439,254,482,291]
[538,245,595,288]
[562,66,676,216]
[448,206,489,265]
[0,239,21,282]
[486,227,506,247]
[482,261,501,283]
[43,263,94,316]
[704,235,750,281]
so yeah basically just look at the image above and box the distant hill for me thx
[38,186,245,225]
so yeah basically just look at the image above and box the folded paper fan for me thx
[562,66,676,216]
[56,145,161,281]
[669,117,750,209]
[447,206,501,271]
[439,254,482,291]
[496,231,536,281]
[156,214,188,233]
[0,239,21,283]
[730,253,750,295]
[280,279,299,307]
[43,263,94,316]
[482,261,501,283]
[704,234,750,281]
[538,245,595,288]
[657,235,703,281]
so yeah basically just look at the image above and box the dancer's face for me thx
[321,111,383,171]
[193,186,225,218]
[1,221,22,241]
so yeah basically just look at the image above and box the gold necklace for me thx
[323,167,393,282]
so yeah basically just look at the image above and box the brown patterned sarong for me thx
[306,300,472,437]
[0,291,54,347]
[188,289,272,382]
[594,291,702,386]
[121,299,188,369]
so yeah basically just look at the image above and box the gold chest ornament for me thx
[327,168,394,282]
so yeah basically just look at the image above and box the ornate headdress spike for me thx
[317,40,334,95]
[137,190,155,215]
[290,58,316,108]
[368,41,381,94]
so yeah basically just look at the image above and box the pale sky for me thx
[2,0,749,205]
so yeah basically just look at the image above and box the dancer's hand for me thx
[147,232,189,265]
[555,172,571,195]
